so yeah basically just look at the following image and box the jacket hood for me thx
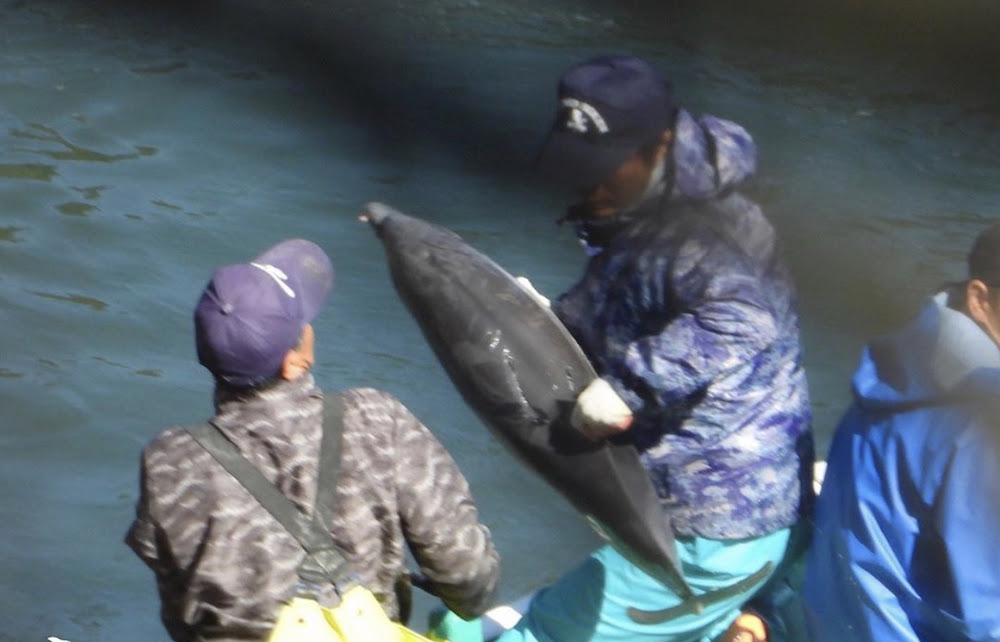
[853,291,1000,409]
[670,109,757,200]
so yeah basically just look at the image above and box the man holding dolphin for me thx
[504,55,814,642]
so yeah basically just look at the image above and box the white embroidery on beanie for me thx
[251,262,296,298]
[561,97,609,134]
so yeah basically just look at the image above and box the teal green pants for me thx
[494,529,790,642]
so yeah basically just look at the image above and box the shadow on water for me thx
[81,0,1000,122]
[47,0,548,178]
[71,6,1000,234]
[64,0,1000,174]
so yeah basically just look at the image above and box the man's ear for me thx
[965,279,993,325]
[652,129,673,164]
[280,324,315,381]
[279,348,310,381]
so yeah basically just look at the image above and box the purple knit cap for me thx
[194,239,333,386]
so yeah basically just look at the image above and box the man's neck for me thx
[213,372,315,408]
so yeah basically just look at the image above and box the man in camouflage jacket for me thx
[125,239,500,642]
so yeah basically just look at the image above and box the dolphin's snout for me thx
[359,201,397,228]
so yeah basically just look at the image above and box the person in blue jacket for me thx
[499,55,814,642]
[804,222,1000,642]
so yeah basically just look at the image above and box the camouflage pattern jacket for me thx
[125,374,500,642]
[555,110,813,540]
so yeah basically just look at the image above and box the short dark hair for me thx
[213,373,284,404]
[968,220,1000,285]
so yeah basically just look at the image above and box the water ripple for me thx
[0,162,56,181]
[27,290,108,311]
[0,226,25,243]
[129,61,189,75]
[10,123,157,163]
[55,202,98,217]
[71,185,110,200]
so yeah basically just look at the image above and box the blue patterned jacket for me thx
[554,110,813,539]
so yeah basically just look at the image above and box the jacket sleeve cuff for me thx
[605,376,644,413]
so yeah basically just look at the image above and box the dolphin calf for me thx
[361,202,695,603]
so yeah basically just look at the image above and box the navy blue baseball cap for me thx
[537,55,676,191]
[194,239,334,386]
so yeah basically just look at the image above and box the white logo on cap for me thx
[561,97,609,135]
[251,262,296,298]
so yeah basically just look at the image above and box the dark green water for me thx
[2,0,999,639]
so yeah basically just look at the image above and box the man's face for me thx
[574,131,672,220]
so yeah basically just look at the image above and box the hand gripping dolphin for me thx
[361,202,724,619]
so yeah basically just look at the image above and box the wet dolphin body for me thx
[362,202,696,604]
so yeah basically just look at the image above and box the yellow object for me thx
[268,586,437,642]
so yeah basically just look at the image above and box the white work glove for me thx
[515,276,550,308]
[570,378,633,440]
[812,460,828,497]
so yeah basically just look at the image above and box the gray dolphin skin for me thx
[361,201,696,604]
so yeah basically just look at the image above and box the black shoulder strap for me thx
[314,393,345,528]
[187,393,351,588]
